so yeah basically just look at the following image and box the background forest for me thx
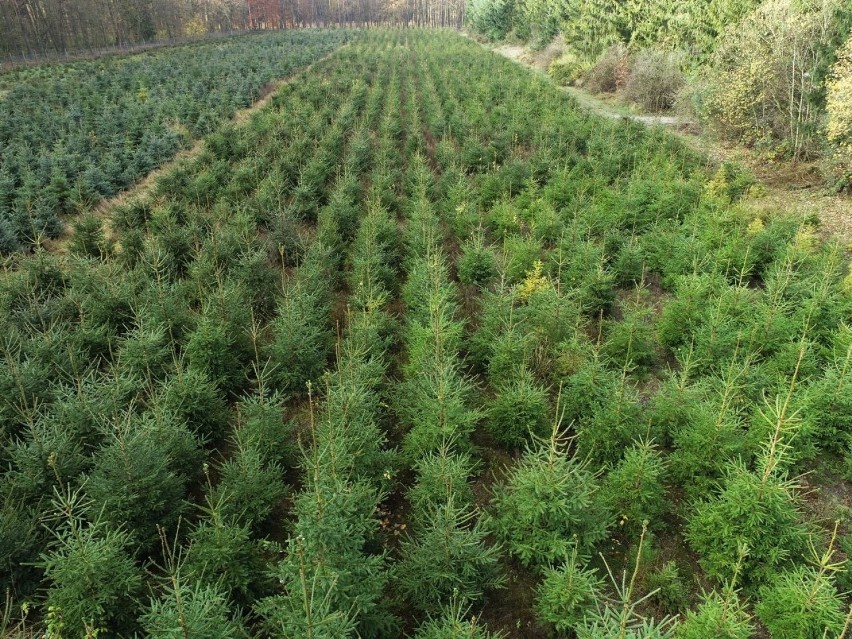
[0,0,464,59]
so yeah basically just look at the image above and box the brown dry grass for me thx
[686,136,852,246]
[495,36,566,74]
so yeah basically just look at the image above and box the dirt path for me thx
[493,43,682,128]
[488,40,852,246]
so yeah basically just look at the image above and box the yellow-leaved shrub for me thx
[826,37,852,190]
[698,0,840,158]
[517,260,552,302]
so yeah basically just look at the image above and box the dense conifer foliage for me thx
[1,29,851,638]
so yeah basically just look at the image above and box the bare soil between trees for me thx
[488,40,852,247]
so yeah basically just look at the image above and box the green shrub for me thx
[255,539,357,639]
[574,527,678,639]
[260,478,394,638]
[601,300,659,374]
[0,216,20,254]
[801,343,852,455]
[269,279,331,396]
[349,200,400,302]
[408,448,478,516]
[682,286,763,372]
[623,49,686,112]
[412,599,504,639]
[704,162,758,204]
[479,162,531,208]
[400,359,480,461]
[401,254,461,341]
[40,490,143,638]
[184,494,264,604]
[233,391,294,468]
[404,202,441,264]
[675,588,754,639]
[86,418,194,549]
[155,366,230,444]
[490,426,611,567]
[686,463,808,586]
[6,415,90,502]
[578,267,616,318]
[185,313,246,397]
[321,176,362,244]
[668,398,744,498]
[549,336,596,384]
[549,50,590,86]
[522,282,584,347]
[135,406,207,485]
[645,561,688,616]
[654,276,724,345]
[397,498,504,615]
[458,233,499,288]
[468,288,518,371]
[269,212,307,267]
[835,532,852,593]
[117,324,173,384]
[612,238,647,286]
[502,234,542,284]
[140,578,247,639]
[69,215,110,259]
[755,566,846,639]
[212,445,285,529]
[601,440,668,535]
[342,302,396,369]
[486,326,536,386]
[554,356,613,423]
[576,381,646,465]
[0,497,43,600]
[313,364,393,487]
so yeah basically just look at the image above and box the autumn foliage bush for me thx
[583,43,630,93]
[696,0,848,158]
[825,36,852,189]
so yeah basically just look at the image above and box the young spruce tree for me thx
[489,413,610,568]
[39,488,143,638]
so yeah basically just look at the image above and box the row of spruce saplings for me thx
[154,35,408,637]
[257,36,520,629]
[13,39,398,637]
[258,50,498,634]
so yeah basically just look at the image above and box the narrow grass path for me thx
[491,43,683,127]
[44,45,349,255]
